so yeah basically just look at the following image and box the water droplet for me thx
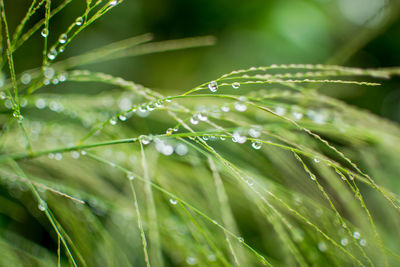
[109,0,118,6]
[251,141,262,150]
[44,67,55,79]
[197,113,208,121]
[313,157,320,163]
[119,114,127,121]
[127,172,135,180]
[140,135,151,145]
[55,153,63,160]
[38,201,47,211]
[232,82,240,89]
[146,105,154,111]
[21,73,32,85]
[169,198,178,205]
[292,111,303,120]
[41,28,49,37]
[161,144,174,156]
[234,102,247,112]
[221,105,230,112]
[48,153,55,159]
[175,143,188,156]
[318,242,327,251]
[71,151,80,159]
[75,17,83,26]
[208,81,218,92]
[190,116,199,125]
[186,256,197,265]
[275,106,286,116]
[109,118,117,125]
[0,92,6,100]
[232,131,247,144]
[58,33,67,44]
[238,237,244,242]
[248,128,261,138]
[47,48,57,60]
[246,179,254,186]
[202,135,209,141]
[353,231,360,239]
[340,238,348,246]
[58,46,65,53]
[359,239,367,246]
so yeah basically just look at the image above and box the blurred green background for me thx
[8,0,400,122]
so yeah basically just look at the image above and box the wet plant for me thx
[0,1,400,266]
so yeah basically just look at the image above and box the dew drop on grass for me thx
[208,81,218,92]
[340,238,348,246]
[58,46,65,53]
[38,201,47,211]
[75,17,83,26]
[353,231,360,239]
[71,151,80,159]
[81,150,87,155]
[197,113,208,121]
[109,118,117,125]
[186,256,197,265]
[234,102,247,112]
[313,157,320,163]
[169,198,178,205]
[58,34,68,44]
[175,143,188,156]
[55,153,63,160]
[140,135,151,145]
[275,106,286,116]
[221,105,230,112]
[292,111,303,120]
[232,82,240,89]
[127,172,135,180]
[21,73,32,85]
[119,114,127,121]
[238,237,244,242]
[359,239,367,246]
[251,141,262,150]
[41,28,48,37]
[109,0,118,7]
[248,128,261,138]
[0,92,6,100]
[47,49,57,60]
[190,116,199,125]
[318,242,327,252]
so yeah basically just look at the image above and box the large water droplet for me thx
[175,143,188,156]
[58,33,68,44]
[208,81,218,92]
[47,49,57,60]
[232,82,240,89]
[41,28,49,37]
[119,114,127,121]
